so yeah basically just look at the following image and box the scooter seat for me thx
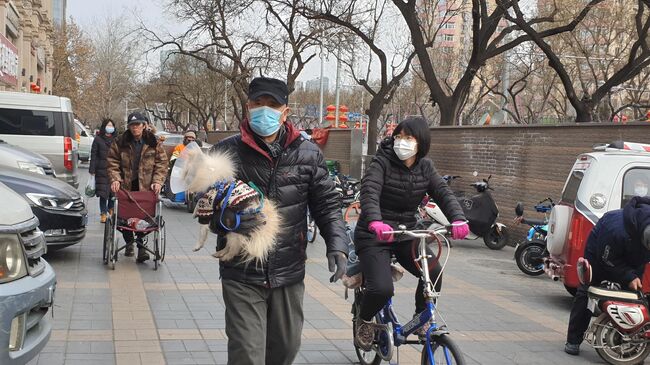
[522,218,546,226]
[587,286,642,302]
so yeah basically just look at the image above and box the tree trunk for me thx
[574,103,594,123]
[366,98,383,155]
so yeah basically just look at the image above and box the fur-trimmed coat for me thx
[107,130,167,191]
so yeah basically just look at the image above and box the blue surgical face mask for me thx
[105,126,115,134]
[249,106,284,137]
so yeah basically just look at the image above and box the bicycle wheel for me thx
[344,201,361,222]
[352,290,382,365]
[421,334,465,365]
[307,213,318,243]
[153,229,160,271]
[102,217,112,264]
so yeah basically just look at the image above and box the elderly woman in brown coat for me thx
[107,112,167,262]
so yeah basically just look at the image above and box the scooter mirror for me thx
[577,257,592,286]
[472,171,478,177]
[515,202,524,217]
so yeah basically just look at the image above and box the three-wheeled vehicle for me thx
[545,141,650,295]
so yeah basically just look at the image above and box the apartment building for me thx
[0,0,55,94]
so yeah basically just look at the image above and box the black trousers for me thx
[566,284,591,345]
[357,241,442,321]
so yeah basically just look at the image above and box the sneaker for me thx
[124,243,134,257]
[355,320,374,351]
[564,342,580,356]
[100,213,107,223]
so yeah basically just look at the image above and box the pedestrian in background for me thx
[107,112,167,262]
[89,118,116,223]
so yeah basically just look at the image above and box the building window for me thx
[443,34,454,42]
[442,22,456,29]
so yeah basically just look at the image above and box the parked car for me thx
[74,119,93,162]
[0,139,55,176]
[156,131,211,158]
[0,166,87,249]
[0,181,56,365]
[0,92,79,187]
[545,141,650,295]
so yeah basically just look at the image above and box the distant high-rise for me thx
[52,0,67,28]
[305,77,329,92]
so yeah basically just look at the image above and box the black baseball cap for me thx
[248,77,289,105]
[127,112,148,126]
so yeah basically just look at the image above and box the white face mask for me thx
[393,139,417,160]
[635,185,648,196]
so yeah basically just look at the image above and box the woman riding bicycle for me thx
[354,116,469,350]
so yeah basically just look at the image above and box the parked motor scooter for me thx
[421,172,508,250]
[513,198,553,276]
[577,258,650,365]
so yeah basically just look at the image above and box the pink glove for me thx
[368,221,394,242]
[451,220,469,240]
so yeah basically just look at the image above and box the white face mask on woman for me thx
[393,138,418,160]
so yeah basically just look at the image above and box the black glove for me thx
[327,251,347,283]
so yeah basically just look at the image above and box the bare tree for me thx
[292,0,416,154]
[507,0,650,123]
[143,0,326,125]
[52,18,95,122]
[85,15,139,123]
[393,0,606,125]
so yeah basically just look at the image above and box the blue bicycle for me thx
[351,225,465,365]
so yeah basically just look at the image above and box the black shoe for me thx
[136,243,150,263]
[124,243,134,257]
[564,342,580,356]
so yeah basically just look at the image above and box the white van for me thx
[0,92,79,187]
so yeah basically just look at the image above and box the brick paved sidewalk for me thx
[28,168,608,365]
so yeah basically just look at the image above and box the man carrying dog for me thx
[565,196,650,356]
[211,77,348,365]
[108,112,167,262]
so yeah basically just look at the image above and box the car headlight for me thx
[0,234,28,284]
[25,193,74,210]
[17,161,45,175]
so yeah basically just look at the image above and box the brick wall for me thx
[207,129,363,178]
[427,122,650,243]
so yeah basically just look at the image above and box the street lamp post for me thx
[334,46,342,128]
[319,49,325,126]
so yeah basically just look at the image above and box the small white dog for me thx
[178,148,281,263]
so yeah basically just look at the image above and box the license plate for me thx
[82,214,88,226]
[587,297,597,312]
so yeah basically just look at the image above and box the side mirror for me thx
[577,257,592,286]
[515,202,524,217]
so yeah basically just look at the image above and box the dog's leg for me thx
[213,234,244,261]
[193,224,209,252]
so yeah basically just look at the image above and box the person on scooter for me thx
[353,116,469,350]
[565,196,650,356]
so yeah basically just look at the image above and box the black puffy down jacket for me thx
[354,138,465,248]
[211,120,348,288]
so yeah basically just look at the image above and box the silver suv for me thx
[0,182,56,364]
[0,92,79,188]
